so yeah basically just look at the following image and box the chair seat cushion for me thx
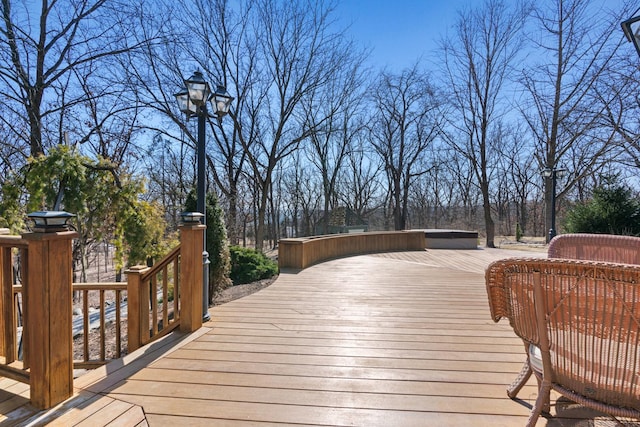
[529,344,543,373]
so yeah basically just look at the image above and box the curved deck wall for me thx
[278,231,426,270]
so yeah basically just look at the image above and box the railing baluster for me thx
[83,290,89,362]
[151,274,158,336]
[162,265,169,328]
[99,290,105,361]
[0,246,15,363]
[174,256,180,322]
[20,246,29,370]
[115,289,121,358]
[12,288,20,363]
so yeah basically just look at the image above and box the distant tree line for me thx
[1,0,640,264]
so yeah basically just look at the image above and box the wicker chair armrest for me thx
[548,233,640,264]
[486,257,640,344]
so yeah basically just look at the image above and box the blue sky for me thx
[334,0,632,72]
[334,0,473,71]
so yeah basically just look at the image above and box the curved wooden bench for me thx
[278,231,425,269]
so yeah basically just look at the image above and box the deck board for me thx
[2,247,636,426]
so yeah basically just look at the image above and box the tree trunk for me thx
[255,181,269,252]
[482,184,495,248]
[228,187,238,245]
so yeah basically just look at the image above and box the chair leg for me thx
[526,381,552,427]
[507,360,532,399]
[532,373,550,413]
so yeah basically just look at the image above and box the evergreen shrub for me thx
[230,246,278,285]
[563,181,640,236]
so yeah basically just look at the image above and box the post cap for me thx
[27,211,76,233]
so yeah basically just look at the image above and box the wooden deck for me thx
[2,247,637,426]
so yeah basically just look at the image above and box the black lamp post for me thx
[175,71,233,321]
[541,167,566,243]
[622,10,640,57]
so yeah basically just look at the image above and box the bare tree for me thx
[496,125,540,236]
[0,122,26,183]
[281,153,323,236]
[370,64,441,230]
[409,147,456,230]
[143,133,193,229]
[596,26,640,178]
[339,138,384,225]
[0,0,150,158]
[447,152,481,230]
[520,0,630,241]
[440,0,527,247]
[303,51,368,234]
[224,0,355,250]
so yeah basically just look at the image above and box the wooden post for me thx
[126,265,150,352]
[179,224,204,333]
[22,230,77,410]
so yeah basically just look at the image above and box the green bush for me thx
[230,246,278,285]
[563,182,640,236]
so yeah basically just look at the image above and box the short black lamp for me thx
[27,211,75,233]
[181,212,205,224]
[622,11,640,57]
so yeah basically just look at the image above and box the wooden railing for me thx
[126,245,181,352]
[126,223,205,352]
[0,222,205,409]
[70,282,128,368]
[0,233,29,384]
[278,231,426,269]
[8,282,127,369]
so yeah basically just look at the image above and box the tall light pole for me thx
[175,71,233,321]
[541,167,566,243]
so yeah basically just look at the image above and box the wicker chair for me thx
[486,258,640,426]
[496,233,640,404]
[548,233,640,264]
